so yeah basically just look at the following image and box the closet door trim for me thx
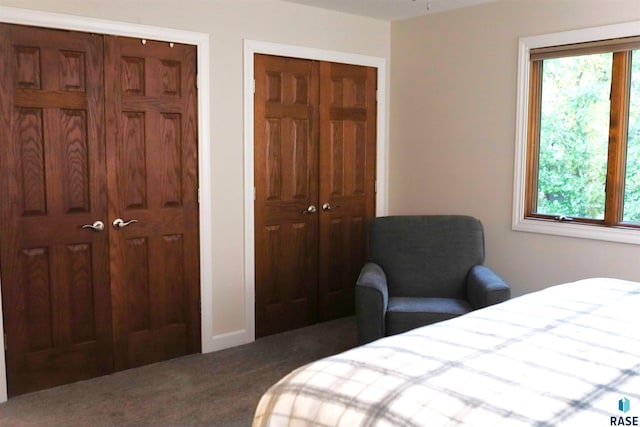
[243,39,389,342]
[0,6,212,403]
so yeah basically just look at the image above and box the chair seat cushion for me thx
[385,297,472,336]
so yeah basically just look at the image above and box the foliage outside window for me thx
[526,39,640,228]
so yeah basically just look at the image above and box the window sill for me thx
[512,217,640,245]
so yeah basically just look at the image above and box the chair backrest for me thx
[368,215,485,299]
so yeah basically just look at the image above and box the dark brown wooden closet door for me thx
[318,62,377,321]
[254,55,377,336]
[0,24,113,396]
[254,54,320,337]
[104,36,201,370]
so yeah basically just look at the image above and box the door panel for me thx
[254,55,376,336]
[254,54,319,337]
[0,25,201,396]
[0,24,112,396]
[318,62,377,320]
[104,36,201,370]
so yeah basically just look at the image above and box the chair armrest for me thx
[355,262,389,345]
[466,265,511,309]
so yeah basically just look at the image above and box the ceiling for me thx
[282,0,498,21]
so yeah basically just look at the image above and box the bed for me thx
[252,278,640,426]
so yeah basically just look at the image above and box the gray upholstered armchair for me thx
[356,215,510,345]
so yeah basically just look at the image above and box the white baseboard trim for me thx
[203,329,253,354]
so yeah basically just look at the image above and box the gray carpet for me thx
[0,316,357,427]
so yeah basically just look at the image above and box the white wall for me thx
[390,0,640,296]
[0,0,390,337]
[5,0,640,372]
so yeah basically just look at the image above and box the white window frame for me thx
[513,20,640,245]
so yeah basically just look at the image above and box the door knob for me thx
[322,203,340,211]
[81,220,105,232]
[302,205,317,215]
[113,218,139,229]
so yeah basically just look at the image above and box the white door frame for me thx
[243,40,389,342]
[0,6,213,402]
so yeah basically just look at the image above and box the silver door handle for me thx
[113,218,139,229]
[322,203,340,211]
[302,205,317,215]
[82,220,105,232]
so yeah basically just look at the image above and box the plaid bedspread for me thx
[252,278,640,426]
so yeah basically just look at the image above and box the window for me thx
[514,22,640,245]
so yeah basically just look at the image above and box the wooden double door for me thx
[254,54,377,337]
[0,24,201,396]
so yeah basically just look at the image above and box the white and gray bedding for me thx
[252,278,640,426]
